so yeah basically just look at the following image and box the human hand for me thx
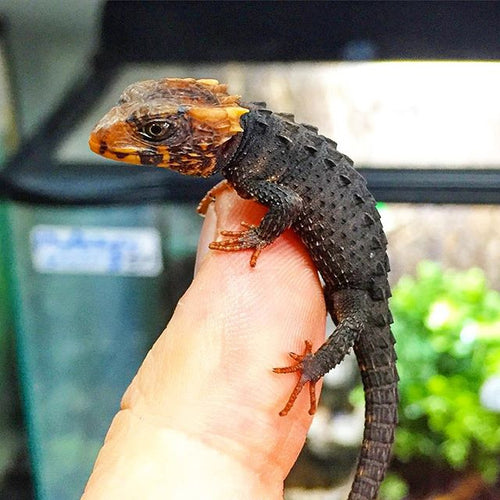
[82,189,326,499]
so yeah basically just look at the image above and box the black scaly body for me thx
[219,104,398,500]
[89,79,398,500]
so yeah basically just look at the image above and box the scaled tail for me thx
[348,319,398,500]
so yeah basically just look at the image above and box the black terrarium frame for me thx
[1,1,499,205]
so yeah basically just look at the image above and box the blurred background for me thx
[0,2,498,499]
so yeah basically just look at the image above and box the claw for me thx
[249,248,262,267]
[273,340,318,416]
[219,222,256,237]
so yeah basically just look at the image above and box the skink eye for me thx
[139,121,171,141]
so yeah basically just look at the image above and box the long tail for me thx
[348,318,398,500]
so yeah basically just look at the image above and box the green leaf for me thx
[358,261,500,479]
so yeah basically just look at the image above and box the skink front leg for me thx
[209,180,303,267]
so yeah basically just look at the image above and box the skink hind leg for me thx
[274,309,363,416]
[273,340,319,416]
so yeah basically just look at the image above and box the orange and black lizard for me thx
[89,78,398,500]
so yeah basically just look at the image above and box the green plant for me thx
[387,261,500,484]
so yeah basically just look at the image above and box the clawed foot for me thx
[209,222,268,267]
[273,340,319,416]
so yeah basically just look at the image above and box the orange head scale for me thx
[89,78,249,176]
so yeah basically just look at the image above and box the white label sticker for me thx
[30,225,163,276]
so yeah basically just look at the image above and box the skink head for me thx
[89,78,248,176]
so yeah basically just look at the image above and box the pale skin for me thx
[82,189,326,500]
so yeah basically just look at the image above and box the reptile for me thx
[89,77,398,500]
